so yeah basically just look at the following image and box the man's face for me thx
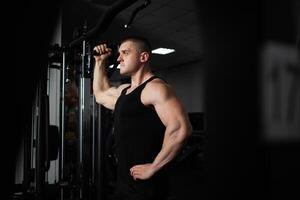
[117,41,141,75]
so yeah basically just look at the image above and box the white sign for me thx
[261,42,300,141]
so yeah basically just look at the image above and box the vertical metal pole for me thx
[36,77,47,200]
[96,105,103,200]
[32,87,38,196]
[60,50,66,200]
[92,97,95,185]
[31,88,38,181]
[79,39,86,199]
[35,81,41,200]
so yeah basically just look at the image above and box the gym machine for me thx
[11,1,207,200]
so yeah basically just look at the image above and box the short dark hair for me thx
[119,36,152,56]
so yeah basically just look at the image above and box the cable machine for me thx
[11,1,151,200]
[63,1,150,200]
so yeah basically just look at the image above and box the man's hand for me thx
[130,163,156,181]
[93,44,112,62]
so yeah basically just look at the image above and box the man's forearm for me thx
[151,127,190,173]
[93,60,110,94]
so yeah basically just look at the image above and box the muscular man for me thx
[93,36,192,200]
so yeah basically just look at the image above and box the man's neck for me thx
[130,66,153,88]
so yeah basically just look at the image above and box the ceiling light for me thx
[151,48,175,55]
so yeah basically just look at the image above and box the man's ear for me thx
[140,52,150,63]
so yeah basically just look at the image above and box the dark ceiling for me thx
[62,0,203,72]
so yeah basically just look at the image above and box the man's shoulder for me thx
[146,78,169,92]
[117,83,131,92]
[143,78,174,102]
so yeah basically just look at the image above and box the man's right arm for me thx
[92,44,129,110]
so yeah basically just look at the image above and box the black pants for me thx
[108,173,169,200]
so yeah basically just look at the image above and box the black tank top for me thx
[113,76,166,182]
